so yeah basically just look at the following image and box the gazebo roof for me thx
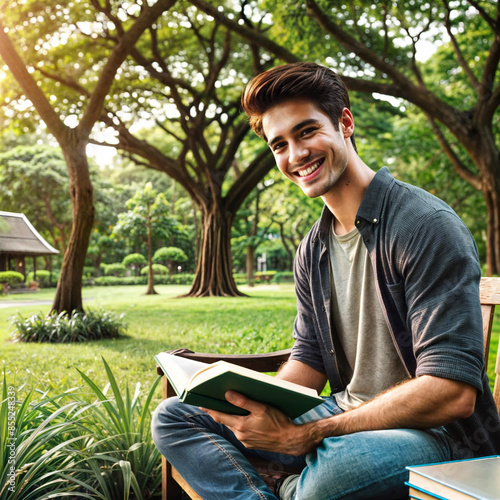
[0,211,59,256]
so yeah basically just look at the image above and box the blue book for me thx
[406,456,500,500]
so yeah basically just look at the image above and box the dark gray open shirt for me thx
[290,167,500,456]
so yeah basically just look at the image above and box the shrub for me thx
[83,265,97,277]
[255,271,277,282]
[103,263,127,277]
[26,269,54,288]
[88,273,195,287]
[153,246,188,264]
[272,271,294,283]
[11,309,127,343]
[92,276,148,286]
[140,264,168,276]
[122,253,147,276]
[0,271,24,286]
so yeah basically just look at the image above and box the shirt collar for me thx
[355,167,394,226]
[317,167,394,242]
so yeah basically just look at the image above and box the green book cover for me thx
[155,352,324,419]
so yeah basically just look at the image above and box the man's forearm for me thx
[300,375,477,448]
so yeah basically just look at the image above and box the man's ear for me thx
[340,108,355,138]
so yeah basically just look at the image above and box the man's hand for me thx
[201,391,321,456]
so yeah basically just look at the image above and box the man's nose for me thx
[289,142,309,165]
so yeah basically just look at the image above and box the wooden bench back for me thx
[479,277,500,412]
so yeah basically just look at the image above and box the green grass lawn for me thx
[1,283,498,398]
[0,284,298,399]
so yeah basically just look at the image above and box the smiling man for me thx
[152,62,500,500]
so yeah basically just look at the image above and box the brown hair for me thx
[241,62,355,148]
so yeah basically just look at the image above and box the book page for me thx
[155,353,210,396]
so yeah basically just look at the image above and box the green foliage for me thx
[140,265,168,276]
[90,274,195,286]
[103,263,127,278]
[122,253,147,267]
[25,270,53,288]
[0,272,24,286]
[11,309,127,343]
[122,254,147,277]
[112,184,178,250]
[152,247,188,265]
[0,359,161,499]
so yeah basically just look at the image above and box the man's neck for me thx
[322,159,375,236]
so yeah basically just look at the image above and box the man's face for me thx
[262,99,351,199]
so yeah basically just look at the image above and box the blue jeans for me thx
[151,396,464,499]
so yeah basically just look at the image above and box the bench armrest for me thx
[156,348,292,376]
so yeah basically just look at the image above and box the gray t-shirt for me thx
[329,225,408,411]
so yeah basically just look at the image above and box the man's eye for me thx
[273,142,286,152]
[301,127,316,136]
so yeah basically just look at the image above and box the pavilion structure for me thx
[0,211,59,280]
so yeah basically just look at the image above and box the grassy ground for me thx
[0,284,298,399]
[1,284,498,399]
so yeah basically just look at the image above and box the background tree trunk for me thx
[51,142,94,313]
[187,205,244,297]
[146,205,158,295]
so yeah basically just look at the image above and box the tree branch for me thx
[188,0,299,65]
[426,115,482,190]
[0,22,67,140]
[79,0,177,136]
[225,147,275,214]
[442,0,481,91]
[466,0,498,30]
[305,0,412,88]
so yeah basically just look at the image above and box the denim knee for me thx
[151,397,186,454]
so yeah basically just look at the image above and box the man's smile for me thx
[296,158,325,178]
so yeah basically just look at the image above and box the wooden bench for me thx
[156,277,500,499]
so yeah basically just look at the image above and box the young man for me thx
[152,62,500,499]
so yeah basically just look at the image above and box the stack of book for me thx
[406,455,500,500]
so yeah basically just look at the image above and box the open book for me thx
[155,352,324,419]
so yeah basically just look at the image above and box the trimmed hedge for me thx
[88,273,195,287]
[0,271,24,286]
[26,270,56,288]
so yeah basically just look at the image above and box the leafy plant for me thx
[0,359,162,499]
[0,272,24,286]
[75,358,162,498]
[11,309,127,343]
[140,264,168,276]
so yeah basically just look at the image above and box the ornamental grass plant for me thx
[11,309,127,343]
[0,358,162,499]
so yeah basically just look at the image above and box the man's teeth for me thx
[298,160,322,177]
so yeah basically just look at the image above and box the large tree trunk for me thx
[186,205,244,297]
[51,145,95,314]
[483,186,500,276]
[246,245,255,286]
[476,139,500,276]
[145,206,158,295]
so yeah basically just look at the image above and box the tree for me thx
[191,0,500,274]
[0,0,176,312]
[64,1,277,297]
[113,183,179,294]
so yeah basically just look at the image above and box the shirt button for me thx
[373,218,378,223]
[329,350,335,357]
